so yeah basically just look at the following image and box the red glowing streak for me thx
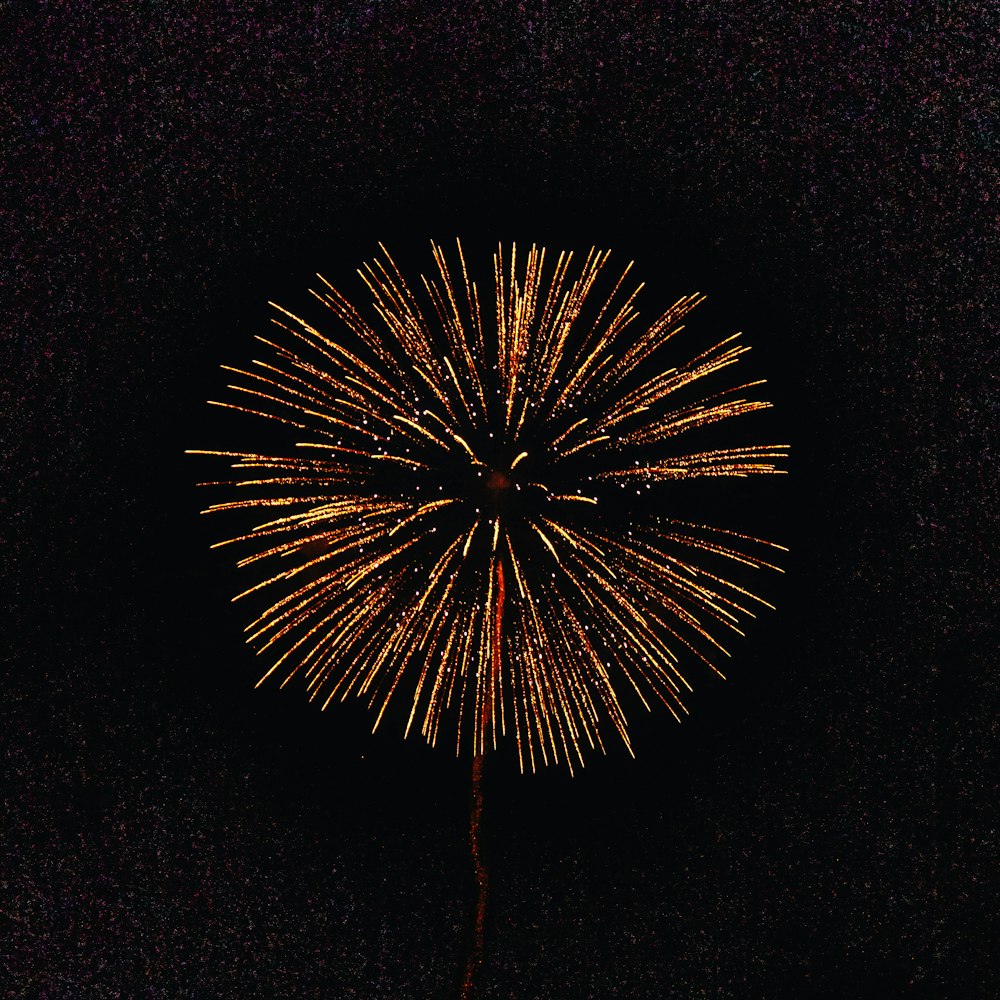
[460,557,504,999]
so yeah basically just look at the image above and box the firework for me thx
[190,241,788,773]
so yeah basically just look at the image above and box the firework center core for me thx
[485,469,513,493]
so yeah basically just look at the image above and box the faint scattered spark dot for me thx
[191,240,788,773]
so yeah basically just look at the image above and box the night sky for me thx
[5,3,997,998]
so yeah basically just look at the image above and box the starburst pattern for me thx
[191,241,788,772]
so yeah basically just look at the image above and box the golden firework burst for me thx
[190,241,788,773]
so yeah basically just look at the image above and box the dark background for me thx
[4,3,996,998]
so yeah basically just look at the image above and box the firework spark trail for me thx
[458,556,503,1000]
[191,240,788,772]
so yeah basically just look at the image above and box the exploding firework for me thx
[191,241,788,773]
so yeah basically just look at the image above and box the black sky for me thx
[5,4,997,998]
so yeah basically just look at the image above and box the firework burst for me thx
[191,240,788,773]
